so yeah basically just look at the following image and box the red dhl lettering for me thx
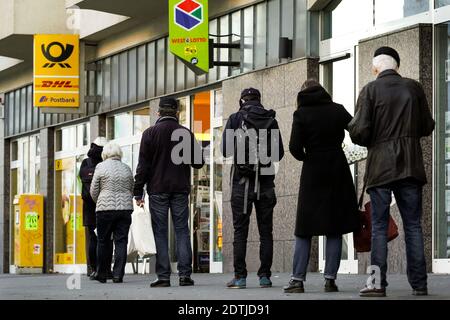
[37,81,78,88]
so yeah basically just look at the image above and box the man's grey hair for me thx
[372,54,398,74]
[101,142,123,161]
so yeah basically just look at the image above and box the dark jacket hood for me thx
[87,143,103,161]
[240,100,276,130]
[240,100,276,119]
[297,85,332,107]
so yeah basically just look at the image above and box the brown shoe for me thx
[359,286,386,297]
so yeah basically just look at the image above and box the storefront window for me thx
[133,108,150,136]
[435,23,450,259]
[108,112,133,140]
[322,0,373,40]
[54,157,86,265]
[436,0,450,8]
[54,123,90,267]
[192,92,211,273]
[121,145,132,171]
[375,0,429,25]
[76,123,90,148]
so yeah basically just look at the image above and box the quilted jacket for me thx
[90,157,134,212]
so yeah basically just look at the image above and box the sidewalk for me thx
[0,273,449,300]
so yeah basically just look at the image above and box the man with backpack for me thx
[221,88,284,289]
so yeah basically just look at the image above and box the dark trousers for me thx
[292,235,342,281]
[149,193,192,280]
[96,210,132,280]
[231,184,276,278]
[368,178,427,289]
[84,225,97,272]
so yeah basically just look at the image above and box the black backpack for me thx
[232,105,276,213]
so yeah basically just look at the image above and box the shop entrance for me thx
[53,123,90,273]
[168,89,223,274]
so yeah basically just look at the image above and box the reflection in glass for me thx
[436,0,450,8]
[322,0,373,40]
[133,109,150,136]
[121,146,132,170]
[375,0,428,25]
[213,126,223,263]
[10,169,18,265]
[435,23,450,258]
[108,113,132,140]
[54,157,86,265]
[132,144,140,176]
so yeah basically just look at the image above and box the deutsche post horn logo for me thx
[41,42,74,68]
[175,0,203,31]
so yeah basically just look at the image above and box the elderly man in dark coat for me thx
[283,79,359,294]
[349,47,435,297]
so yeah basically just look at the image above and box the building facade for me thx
[0,0,449,276]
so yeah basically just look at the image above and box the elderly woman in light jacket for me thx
[90,142,134,283]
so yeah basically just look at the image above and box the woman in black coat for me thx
[284,80,359,294]
[79,137,112,279]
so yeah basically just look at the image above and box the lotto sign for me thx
[33,34,80,108]
[169,0,209,74]
[25,212,39,231]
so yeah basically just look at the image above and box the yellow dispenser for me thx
[14,194,44,268]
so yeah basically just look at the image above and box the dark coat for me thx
[133,116,204,197]
[289,86,359,237]
[221,100,285,189]
[79,143,103,226]
[349,70,435,189]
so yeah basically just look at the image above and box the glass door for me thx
[54,157,86,268]
[53,123,90,273]
[210,89,224,273]
[191,91,211,273]
[318,50,358,274]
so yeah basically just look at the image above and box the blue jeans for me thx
[368,178,427,289]
[149,193,192,280]
[292,235,342,281]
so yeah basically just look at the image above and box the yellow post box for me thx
[14,194,44,269]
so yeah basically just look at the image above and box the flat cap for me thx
[374,46,400,67]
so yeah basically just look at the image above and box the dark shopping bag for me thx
[354,201,399,253]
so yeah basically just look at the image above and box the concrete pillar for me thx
[356,24,433,274]
[0,118,10,273]
[89,115,106,141]
[40,128,55,273]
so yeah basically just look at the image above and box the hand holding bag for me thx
[353,181,399,253]
[130,198,157,257]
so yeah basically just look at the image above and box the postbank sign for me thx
[169,0,209,74]
[34,34,80,108]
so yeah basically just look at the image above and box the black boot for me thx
[283,279,304,293]
[324,279,339,292]
[179,276,195,286]
[150,279,171,288]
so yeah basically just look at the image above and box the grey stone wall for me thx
[356,24,433,274]
[221,58,319,274]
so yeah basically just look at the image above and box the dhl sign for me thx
[33,35,80,108]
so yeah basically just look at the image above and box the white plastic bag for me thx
[126,224,138,262]
[131,200,157,257]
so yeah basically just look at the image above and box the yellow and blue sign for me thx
[33,34,80,108]
[169,0,209,74]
